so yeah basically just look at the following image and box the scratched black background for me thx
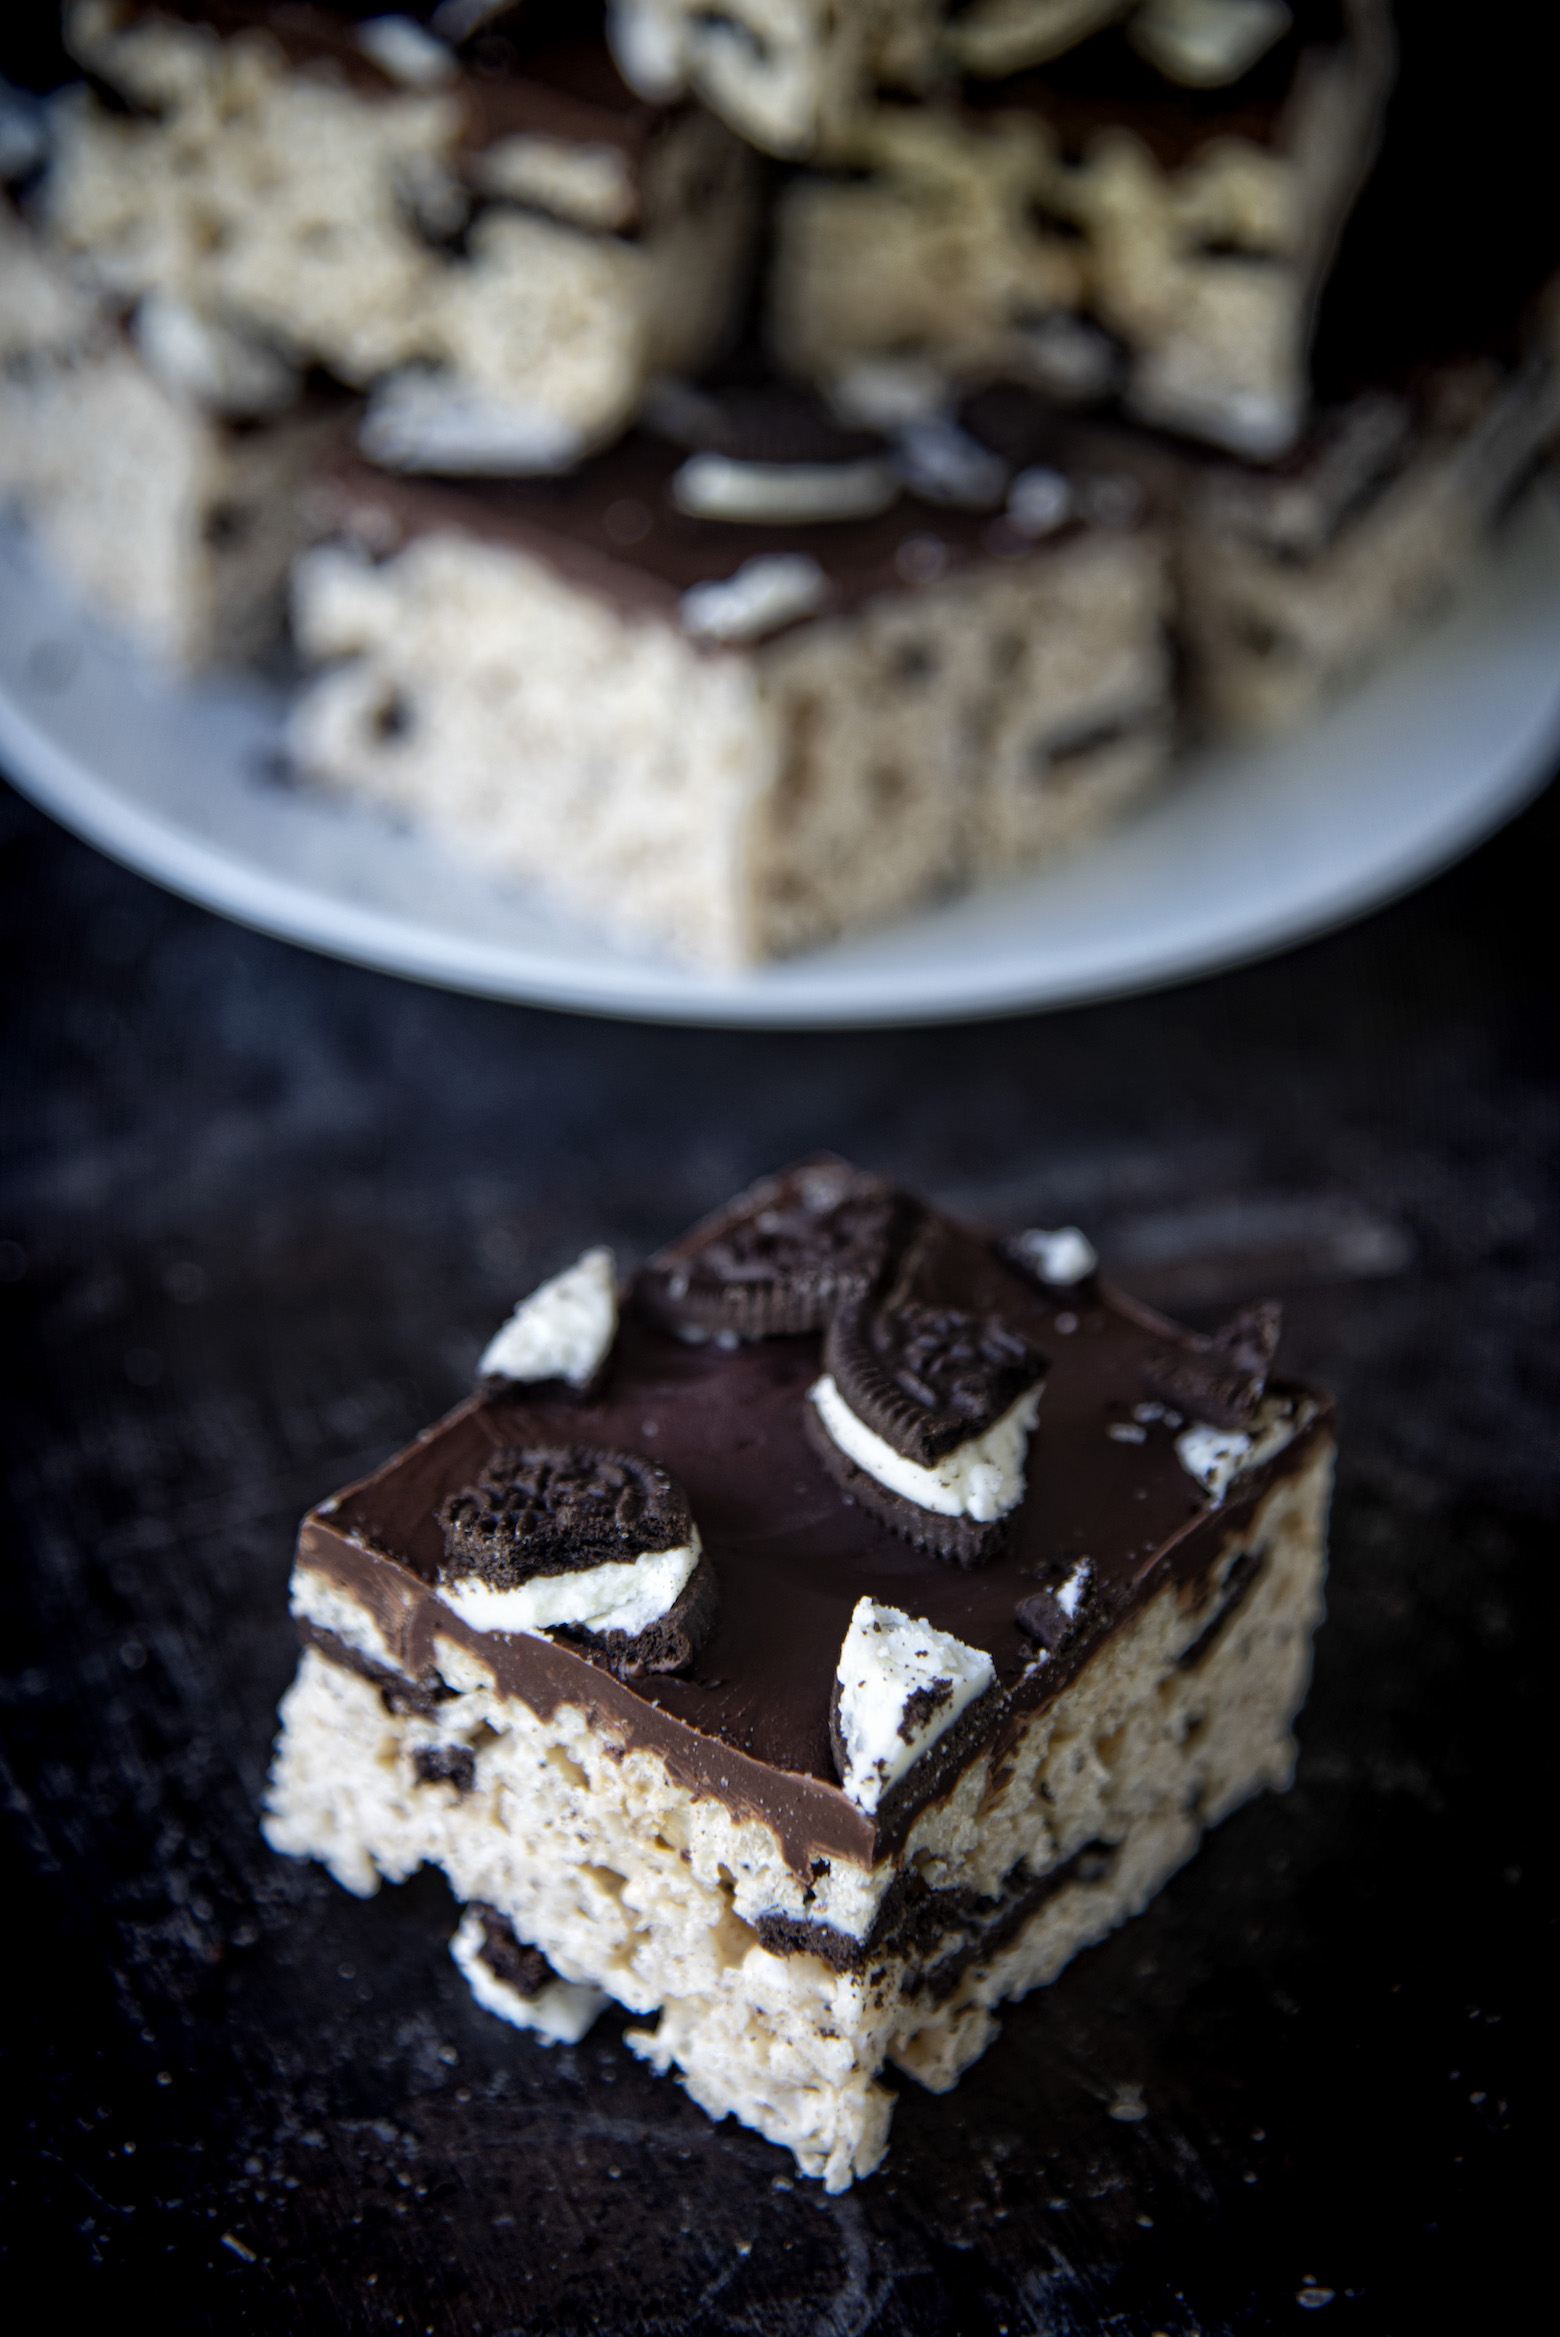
[2,3,1556,2326]
[2,741,1553,2330]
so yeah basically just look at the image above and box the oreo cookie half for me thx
[804,1404,1005,1566]
[825,1297,1047,1468]
[556,1548,720,1682]
[437,1444,692,1585]
[637,1156,918,1340]
[1141,1301,1281,1431]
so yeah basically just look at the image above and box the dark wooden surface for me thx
[2,765,1552,2332]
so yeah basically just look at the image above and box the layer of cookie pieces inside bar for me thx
[265,1159,1333,2189]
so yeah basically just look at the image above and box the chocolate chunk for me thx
[414,1743,476,1793]
[825,1296,1047,1466]
[637,1156,918,1340]
[1141,1301,1282,1430]
[804,1402,1009,1568]
[557,1548,719,1680]
[1013,1590,1072,1650]
[468,1903,555,2000]
[437,1444,693,1585]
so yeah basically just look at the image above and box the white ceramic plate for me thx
[3,488,1558,1028]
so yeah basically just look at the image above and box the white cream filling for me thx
[1130,0,1291,88]
[834,1597,996,1816]
[478,1247,617,1388]
[289,1567,397,1671]
[134,292,300,419]
[679,553,829,642]
[672,452,899,525]
[361,373,585,475]
[438,1535,699,1640]
[809,1376,1042,1523]
[450,1908,608,2045]
[892,418,1008,510]
[1010,1225,1098,1286]
[1006,466,1073,539]
[1175,1397,1306,1506]
[358,15,458,87]
[1055,1558,1092,1618]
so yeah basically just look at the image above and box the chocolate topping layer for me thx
[317,416,1098,626]
[295,1199,1332,1879]
[437,1443,693,1582]
[637,1157,916,1340]
[825,1296,1046,1464]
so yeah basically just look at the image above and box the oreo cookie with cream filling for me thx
[825,1297,1046,1468]
[436,1443,715,1675]
[1141,1301,1282,1430]
[637,1156,918,1340]
[808,1297,1048,1566]
[652,382,900,526]
[438,1444,691,1583]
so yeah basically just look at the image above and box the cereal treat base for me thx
[287,447,1169,969]
[0,206,345,669]
[49,0,754,469]
[266,1438,1329,2191]
[1175,344,1560,735]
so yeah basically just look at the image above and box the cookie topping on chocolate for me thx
[825,1297,1047,1467]
[638,1157,916,1339]
[830,1597,997,1815]
[1015,1557,1094,1651]
[1004,1224,1099,1290]
[1142,1301,1281,1430]
[438,1444,693,1584]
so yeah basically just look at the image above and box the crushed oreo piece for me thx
[637,1156,917,1339]
[557,1549,719,1681]
[1014,1589,1071,1649]
[437,1445,693,1585]
[468,1903,555,2000]
[825,1297,1047,1467]
[803,1405,1009,1567]
[1015,1555,1094,1650]
[413,1743,476,1793]
[1141,1301,1281,1430]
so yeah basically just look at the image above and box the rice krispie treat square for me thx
[43,1,755,472]
[265,1160,1333,2190]
[286,381,1172,966]
[770,1,1394,457]
[0,197,350,667]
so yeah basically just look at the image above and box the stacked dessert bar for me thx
[1,4,1556,958]
[265,1160,1335,2188]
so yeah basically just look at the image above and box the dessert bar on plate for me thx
[771,0,1394,457]
[265,1160,1333,2189]
[286,383,1172,968]
[0,201,351,669]
[43,1,753,475]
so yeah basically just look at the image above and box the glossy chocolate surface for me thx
[323,435,1096,623]
[299,1209,1330,1874]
